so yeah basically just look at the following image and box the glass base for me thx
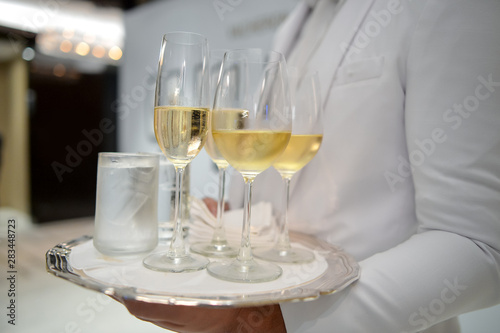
[254,246,315,264]
[143,252,209,273]
[207,258,282,283]
[158,221,189,244]
[190,241,239,258]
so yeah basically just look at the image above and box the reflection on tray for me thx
[46,233,360,307]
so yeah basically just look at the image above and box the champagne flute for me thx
[254,69,323,263]
[207,49,292,283]
[191,49,239,258]
[143,32,210,272]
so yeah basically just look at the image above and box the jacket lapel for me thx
[308,0,375,109]
[289,0,375,196]
[272,0,319,58]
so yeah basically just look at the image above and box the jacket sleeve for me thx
[281,0,500,331]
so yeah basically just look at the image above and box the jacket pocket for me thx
[334,56,384,86]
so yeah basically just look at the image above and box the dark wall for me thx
[29,67,117,223]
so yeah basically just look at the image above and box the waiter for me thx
[122,0,500,331]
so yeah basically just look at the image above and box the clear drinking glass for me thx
[190,49,238,258]
[207,49,292,283]
[93,152,159,256]
[254,69,323,263]
[143,32,210,272]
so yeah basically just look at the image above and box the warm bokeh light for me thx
[62,28,74,39]
[59,40,73,53]
[108,46,122,61]
[92,45,106,58]
[53,64,66,77]
[75,42,90,56]
[39,35,57,51]
[3,2,123,68]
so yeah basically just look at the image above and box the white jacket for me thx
[229,0,500,331]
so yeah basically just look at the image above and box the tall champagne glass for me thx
[143,32,210,272]
[207,49,292,283]
[191,49,238,257]
[254,69,323,263]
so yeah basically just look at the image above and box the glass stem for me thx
[211,167,228,244]
[168,166,187,258]
[237,178,254,264]
[276,177,292,251]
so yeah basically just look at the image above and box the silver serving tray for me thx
[46,233,360,307]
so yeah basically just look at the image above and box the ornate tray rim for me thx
[46,233,360,307]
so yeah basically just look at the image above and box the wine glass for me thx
[190,49,239,258]
[254,69,323,264]
[143,32,210,272]
[207,49,292,283]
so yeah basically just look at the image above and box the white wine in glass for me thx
[143,32,210,273]
[204,131,229,169]
[207,49,292,283]
[254,70,323,264]
[212,129,292,179]
[154,106,209,166]
[190,49,239,258]
[271,134,323,178]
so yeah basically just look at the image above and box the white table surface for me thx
[0,216,170,333]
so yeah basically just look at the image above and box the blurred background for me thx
[0,0,498,332]
[0,0,296,224]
